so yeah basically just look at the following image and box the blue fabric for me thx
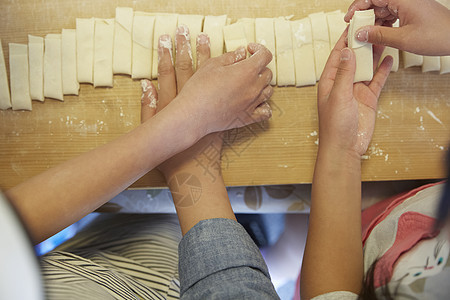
[178,218,279,299]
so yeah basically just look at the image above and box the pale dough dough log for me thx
[349,9,375,82]
[403,52,423,68]
[203,15,227,58]
[326,10,346,49]
[291,18,316,87]
[223,23,248,52]
[152,14,178,79]
[309,12,331,81]
[237,18,256,44]
[93,19,115,87]
[28,35,44,101]
[422,56,440,73]
[9,43,32,110]
[255,18,276,86]
[132,13,155,80]
[178,14,204,70]
[440,56,450,74]
[113,7,133,75]
[379,20,399,72]
[44,34,64,101]
[61,29,80,95]
[0,39,11,109]
[76,18,95,84]
[275,18,296,86]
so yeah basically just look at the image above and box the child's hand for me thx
[345,0,450,56]
[317,28,393,158]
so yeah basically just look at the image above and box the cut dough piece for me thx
[309,12,331,80]
[255,18,276,85]
[0,39,11,109]
[274,18,296,86]
[178,14,204,70]
[94,19,115,87]
[44,34,64,101]
[152,14,178,79]
[61,29,80,95]
[291,18,316,87]
[223,23,248,52]
[440,56,450,74]
[237,18,256,44]
[76,18,95,84]
[349,9,375,82]
[113,7,133,75]
[379,20,399,72]
[28,35,44,102]
[9,43,32,110]
[203,15,227,58]
[326,10,347,49]
[403,52,423,68]
[422,56,440,73]
[132,13,155,79]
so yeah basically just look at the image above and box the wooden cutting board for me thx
[1,0,449,190]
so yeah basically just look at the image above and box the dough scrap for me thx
[291,18,316,87]
[223,22,248,52]
[61,29,80,95]
[93,19,115,87]
[255,18,276,86]
[132,13,155,80]
[178,14,204,70]
[0,39,11,110]
[28,35,44,101]
[403,52,423,68]
[349,9,375,82]
[9,43,32,110]
[441,56,450,74]
[44,34,64,101]
[113,7,134,75]
[203,15,227,58]
[275,18,296,86]
[76,18,95,84]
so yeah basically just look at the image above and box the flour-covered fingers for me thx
[175,25,194,93]
[140,79,158,123]
[157,34,176,112]
[196,33,211,69]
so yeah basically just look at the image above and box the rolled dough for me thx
[178,14,204,70]
[223,23,248,52]
[44,34,64,101]
[255,18,276,85]
[0,39,11,110]
[9,43,32,110]
[291,18,316,87]
[131,13,155,80]
[422,56,440,73]
[326,10,347,49]
[275,18,296,86]
[152,14,178,79]
[76,18,95,84]
[237,18,256,44]
[28,35,44,102]
[440,56,450,74]
[113,7,133,75]
[203,15,227,58]
[349,9,375,82]
[309,12,331,81]
[61,29,80,95]
[403,52,423,68]
[93,19,115,87]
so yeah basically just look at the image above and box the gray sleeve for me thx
[178,218,279,300]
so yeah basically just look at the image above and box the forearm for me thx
[301,147,363,299]
[6,102,198,244]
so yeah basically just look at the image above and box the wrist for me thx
[316,144,362,174]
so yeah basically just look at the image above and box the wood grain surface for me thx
[1,0,449,190]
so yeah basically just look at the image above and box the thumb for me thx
[356,25,402,48]
[329,48,356,100]
[217,46,247,66]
